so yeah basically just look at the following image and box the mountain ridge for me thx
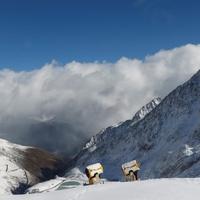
[68,69,200,180]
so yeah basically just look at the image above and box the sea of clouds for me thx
[0,44,200,157]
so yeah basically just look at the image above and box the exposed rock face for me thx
[69,70,200,181]
[0,139,66,194]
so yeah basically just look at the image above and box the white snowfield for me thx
[1,178,200,200]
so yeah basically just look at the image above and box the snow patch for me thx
[183,144,194,156]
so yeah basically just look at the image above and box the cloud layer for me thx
[0,44,200,157]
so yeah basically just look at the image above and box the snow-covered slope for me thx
[69,69,200,180]
[0,138,65,194]
[1,178,200,200]
[83,97,161,151]
[131,97,161,125]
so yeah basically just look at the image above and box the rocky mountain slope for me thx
[69,69,200,181]
[0,138,66,194]
[83,97,161,151]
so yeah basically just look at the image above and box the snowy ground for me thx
[1,178,200,200]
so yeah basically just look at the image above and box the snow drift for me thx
[2,178,200,200]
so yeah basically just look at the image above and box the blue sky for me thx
[0,0,200,70]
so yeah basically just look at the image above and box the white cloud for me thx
[0,44,200,157]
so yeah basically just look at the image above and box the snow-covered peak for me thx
[131,97,161,125]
